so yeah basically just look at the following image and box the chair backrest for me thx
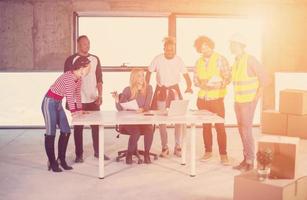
[115,125,128,135]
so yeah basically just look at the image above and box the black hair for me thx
[72,56,90,70]
[77,35,89,43]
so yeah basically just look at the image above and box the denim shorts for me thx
[41,96,71,136]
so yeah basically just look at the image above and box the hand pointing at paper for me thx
[111,91,119,103]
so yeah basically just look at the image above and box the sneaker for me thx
[159,147,169,158]
[200,152,213,162]
[75,155,84,163]
[174,145,182,157]
[220,154,231,166]
[233,160,246,170]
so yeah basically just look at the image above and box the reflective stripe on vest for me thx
[232,53,259,103]
[196,52,227,99]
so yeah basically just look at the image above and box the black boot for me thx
[44,135,62,172]
[126,152,133,165]
[57,133,73,170]
[144,151,151,164]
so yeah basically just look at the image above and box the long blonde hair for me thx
[129,69,147,100]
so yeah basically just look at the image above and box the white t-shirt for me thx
[149,54,187,87]
[72,54,101,103]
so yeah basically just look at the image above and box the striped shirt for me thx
[47,71,82,112]
[64,53,103,103]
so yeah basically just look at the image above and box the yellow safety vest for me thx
[232,53,259,103]
[195,52,227,99]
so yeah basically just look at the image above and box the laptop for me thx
[144,100,189,116]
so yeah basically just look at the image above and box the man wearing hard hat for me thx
[229,34,267,172]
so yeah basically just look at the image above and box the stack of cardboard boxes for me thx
[234,89,307,200]
[234,171,307,200]
[262,89,307,139]
[234,135,305,200]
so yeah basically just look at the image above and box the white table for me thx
[72,110,224,179]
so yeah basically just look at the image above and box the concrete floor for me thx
[0,128,306,200]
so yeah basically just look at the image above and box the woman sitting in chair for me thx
[112,69,154,164]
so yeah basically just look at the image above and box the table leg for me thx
[190,123,196,177]
[181,124,187,165]
[98,125,104,179]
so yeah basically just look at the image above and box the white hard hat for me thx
[229,33,247,46]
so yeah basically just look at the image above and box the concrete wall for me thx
[1,0,307,108]
[0,0,72,71]
[0,1,34,70]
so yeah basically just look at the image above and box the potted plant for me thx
[256,148,273,181]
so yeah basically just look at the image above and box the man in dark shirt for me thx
[64,35,110,162]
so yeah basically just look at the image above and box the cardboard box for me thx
[234,170,307,200]
[288,115,307,139]
[258,135,300,179]
[261,110,288,136]
[279,89,307,115]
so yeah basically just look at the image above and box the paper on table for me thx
[207,76,222,87]
[120,100,139,111]
[208,76,222,84]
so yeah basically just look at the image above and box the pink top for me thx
[47,71,82,112]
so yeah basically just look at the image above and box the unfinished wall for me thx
[0,1,34,70]
[0,0,72,71]
[1,0,307,109]
[33,1,72,70]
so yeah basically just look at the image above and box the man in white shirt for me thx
[146,37,193,158]
[64,35,110,162]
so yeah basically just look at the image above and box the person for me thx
[146,37,193,158]
[41,56,90,172]
[193,36,231,165]
[64,35,110,163]
[230,34,267,172]
[112,69,154,164]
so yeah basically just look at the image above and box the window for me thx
[176,16,263,66]
[79,17,168,67]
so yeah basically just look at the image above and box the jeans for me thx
[234,99,258,164]
[157,101,183,149]
[74,102,99,157]
[41,97,70,136]
[197,98,227,155]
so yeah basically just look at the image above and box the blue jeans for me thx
[41,97,70,136]
[234,99,258,164]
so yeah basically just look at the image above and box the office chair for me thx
[115,124,158,164]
